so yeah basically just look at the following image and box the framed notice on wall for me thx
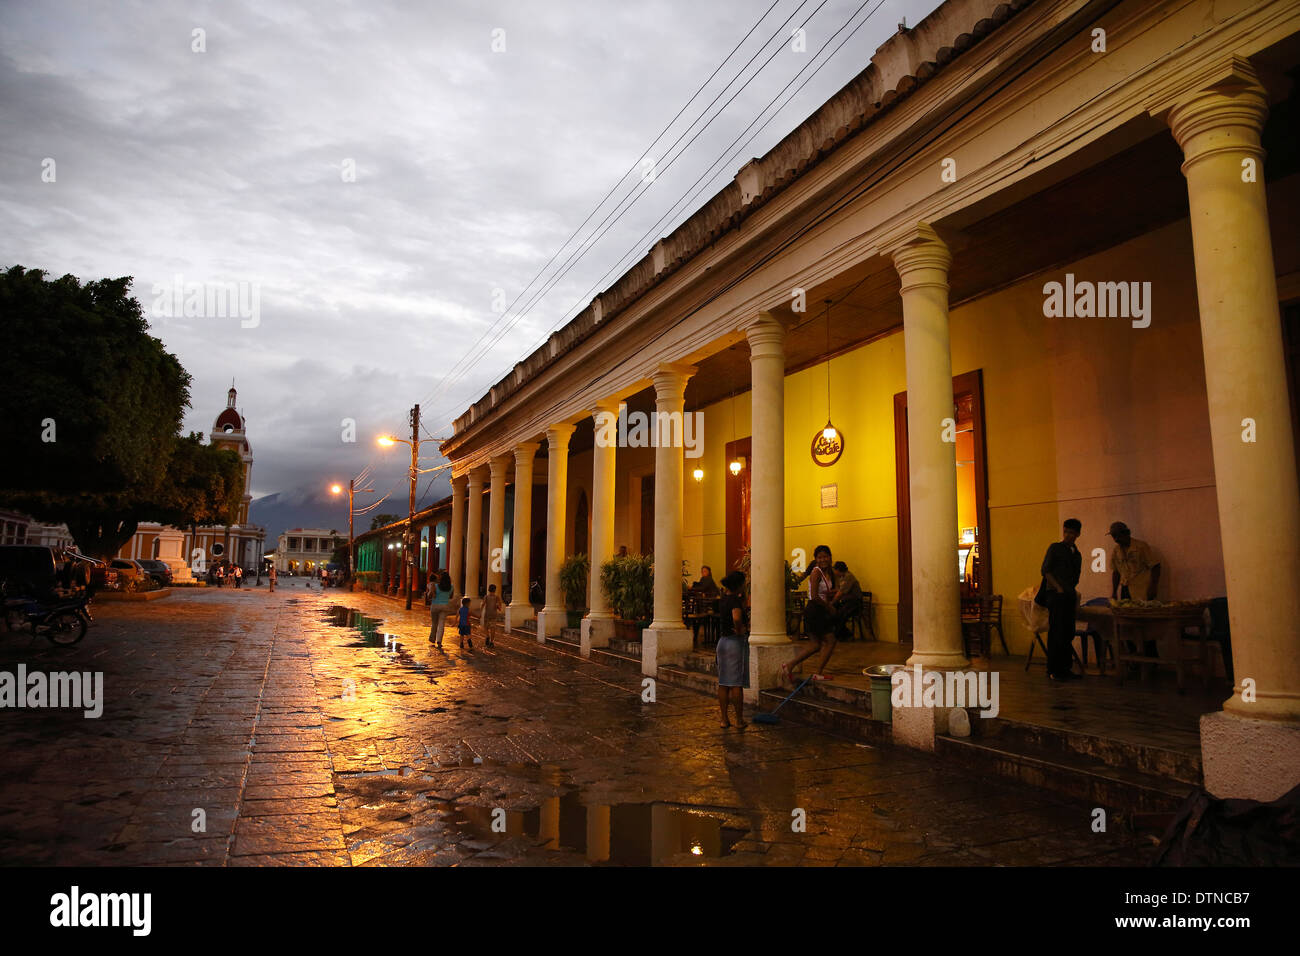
[820,484,838,509]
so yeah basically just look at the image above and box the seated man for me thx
[831,561,864,640]
[691,565,719,597]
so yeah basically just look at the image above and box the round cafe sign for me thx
[811,428,844,467]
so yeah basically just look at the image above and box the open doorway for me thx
[893,369,991,640]
[724,437,752,575]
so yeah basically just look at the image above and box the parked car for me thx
[89,562,120,591]
[110,558,146,588]
[136,559,174,587]
[0,545,59,597]
[0,545,113,595]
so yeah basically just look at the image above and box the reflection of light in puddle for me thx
[441,791,745,865]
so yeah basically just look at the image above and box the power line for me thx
[534,0,886,357]
[411,0,820,421]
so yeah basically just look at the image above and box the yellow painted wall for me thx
[607,172,1299,651]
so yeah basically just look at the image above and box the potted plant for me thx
[559,553,590,628]
[601,553,654,642]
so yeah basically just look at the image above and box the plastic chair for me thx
[1075,597,1113,672]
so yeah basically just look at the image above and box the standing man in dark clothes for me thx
[1040,518,1083,681]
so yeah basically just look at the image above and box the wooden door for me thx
[894,369,990,641]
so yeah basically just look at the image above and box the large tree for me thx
[0,267,240,557]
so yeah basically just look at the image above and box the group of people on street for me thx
[425,571,503,650]
[209,563,244,588]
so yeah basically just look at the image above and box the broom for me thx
[752,673,815,725]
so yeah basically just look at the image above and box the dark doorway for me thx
[725,437,752,575]
[893,369,991,641]
[640,476,655,554]
[574,490,589,556]
[1283,301,1300,483]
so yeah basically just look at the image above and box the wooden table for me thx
[1076,603,1210,691]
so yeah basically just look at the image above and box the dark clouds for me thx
[1,0,936,538]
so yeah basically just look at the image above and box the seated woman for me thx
[783,545,839,682]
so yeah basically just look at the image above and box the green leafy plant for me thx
[600,553,654,623]
[559,553,590,610]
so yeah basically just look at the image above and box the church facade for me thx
[115,386,265,578]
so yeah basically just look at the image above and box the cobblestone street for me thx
[0,585,1155,866]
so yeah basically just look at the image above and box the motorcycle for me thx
[2,587,93,646]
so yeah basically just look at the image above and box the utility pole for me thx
[347,478,355,591]
[405,403,419,610]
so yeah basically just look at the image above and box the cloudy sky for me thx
[2,0,939,540]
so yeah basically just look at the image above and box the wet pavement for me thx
[0,585,1156,866]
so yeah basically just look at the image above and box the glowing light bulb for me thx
[693,468,704,482]
[822,422,838,443]
[729,460,743,476]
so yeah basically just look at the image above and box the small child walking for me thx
[481,584,503,647]
[457,596,473,650]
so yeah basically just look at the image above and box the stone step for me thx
[610,639,642,657]
[755,688,893,746]
[656,665,721,696]
[560,627,581,642]
[970,717,1202,786]
[934,732,1196,813]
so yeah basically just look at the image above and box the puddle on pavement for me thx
[440,790,745,865]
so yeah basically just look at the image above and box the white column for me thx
[536,423,575,642]
[642,362,696,676]
[464,467,486,610]
[894,224,967,671]
[506,442,539,631]
[890,223,967,753]
[487,454,510,600]
[1164,60,1300,800]
[581,398,619,657]
[448,474,466,602]
[743,314,799,700]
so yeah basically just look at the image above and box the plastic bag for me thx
[1018,586,1049,632]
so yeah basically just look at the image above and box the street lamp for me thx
[331,477,374,591]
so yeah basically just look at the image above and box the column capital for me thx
[888,222,952,293]
[546,422,576,452]
[591,396,622,418]
[488,454,512,480]
[652,362,697,402]
[513,441,540,466]
[450,473,468,492]
[1164,58,1269,173]
[466,466,488,488]
[745,311,786,357]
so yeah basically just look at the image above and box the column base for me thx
[504,603,535,632]
[536,608,565,643]
[745,642,801,704]
[641,626,692,677]
[905,648,970,670]
[892,702,944,752]
[581,615,614,658]
[1201,710,1300,802]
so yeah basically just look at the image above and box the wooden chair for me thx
[845,592,875,641]
[962,594,1007,658]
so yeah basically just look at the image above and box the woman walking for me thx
[715,570,749,729]
[783,545,839,684]
[428,571,453,648]
[268,565,277,593]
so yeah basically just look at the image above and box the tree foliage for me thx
[0,267,242,557]
[369,513,401,531]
